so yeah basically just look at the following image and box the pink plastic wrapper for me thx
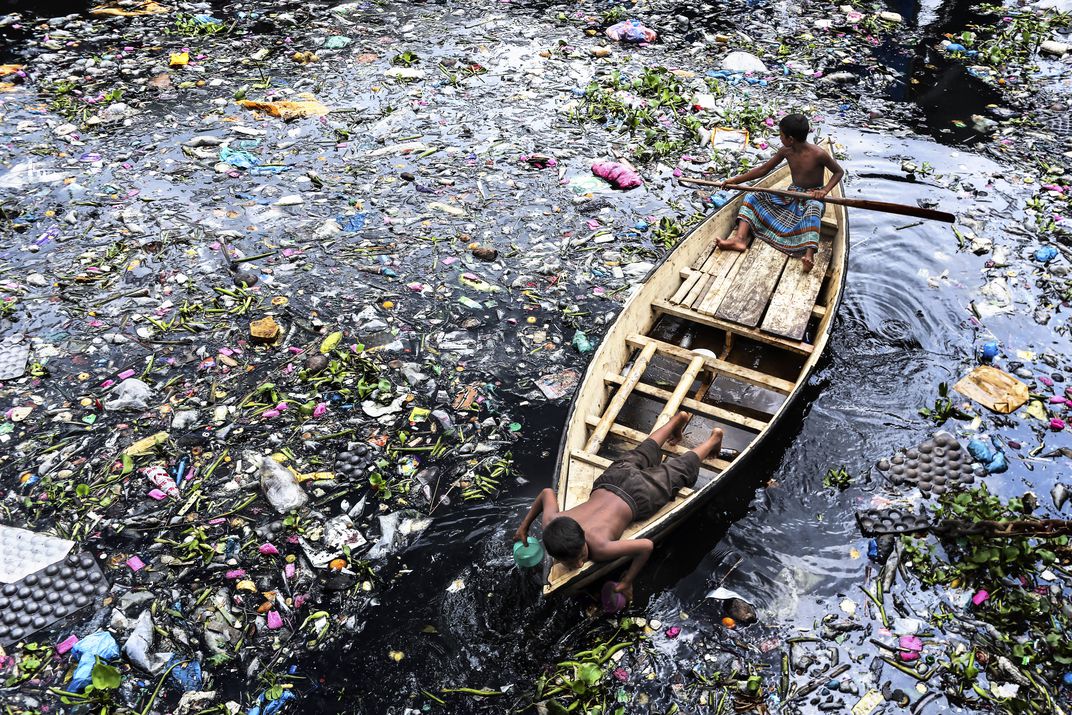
[266,610,283,629]
[259,543,280,555]
[56,635,79,654]
[605,19,657,43]
[592,161,643,190]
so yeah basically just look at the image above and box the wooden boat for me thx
[544,140,848,595]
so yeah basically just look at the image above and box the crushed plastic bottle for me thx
[254,454,308,513]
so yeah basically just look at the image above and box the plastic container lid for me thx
[513,537,544,568]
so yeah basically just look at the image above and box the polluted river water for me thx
[0,0,1071,714]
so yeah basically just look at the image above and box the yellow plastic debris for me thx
[91,1,169,16]
[123,431,169,456]
[249,317,280,341]
[952,365,1029,414]
[169,52,189,68]
[237,97,330,121]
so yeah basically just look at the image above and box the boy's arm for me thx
[814,153,845,199]
[513,488,559,543]
[592,538,654,600]
[723,149,784,187]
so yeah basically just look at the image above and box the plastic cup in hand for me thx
[513,537,544,568]
[601,581,627,613]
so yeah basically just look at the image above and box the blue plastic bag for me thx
[69,631,119,693]
[248,689,296,715]
[167,655,203,691]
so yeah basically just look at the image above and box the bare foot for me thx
[716,236,749,252]
[802,255,814,273]
[704,427,725,453]
[668,410,689,445]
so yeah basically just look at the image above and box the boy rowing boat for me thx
[715,113,844,272]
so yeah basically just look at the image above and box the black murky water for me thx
[1,0,1069,712]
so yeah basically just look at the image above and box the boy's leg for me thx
[717,218,751,252]
[802,247,815,273]
[647,411,690,447]
[688,427,724,462]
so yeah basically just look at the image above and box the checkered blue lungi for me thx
[737,184,823,257]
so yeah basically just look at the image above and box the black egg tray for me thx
[874,432,985,496]
[0,551,110,646]
[336,443,375,479]
[855,507,931,536]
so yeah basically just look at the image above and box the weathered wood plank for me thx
[669,269,701,305]
[585,342,658,453]
[583,415,732,472]
[761,237,834,340]
[652,299,813,356]
[695,247,747,315]
[653,355,706,430]
[604,372,768,431]
[714,240,789,327]
[684,272,714,308]
[627,334,795,395]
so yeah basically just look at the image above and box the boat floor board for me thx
[762,236,835,340]
[627,334,795,395]
[652,299,814,356]
[713,239,789,327]
[604,372,768,432]
[582,416,732,472]
[695,248,747,315]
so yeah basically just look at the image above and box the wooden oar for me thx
[679,177,956,223]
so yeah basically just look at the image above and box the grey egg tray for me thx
[874,432,985,496]
[0,551,110,646]
[0,334,30,381]
[336,443,375,478]
[855,507,931,536]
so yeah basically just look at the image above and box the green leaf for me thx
[320,331,343,354]
[75,484,90,498]
[121,453,134,475]
[576,662,602,688]
[1038,549,1057,564]
[91,662,121,690]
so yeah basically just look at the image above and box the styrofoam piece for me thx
[0,526,73,584]
[0,334,30,381]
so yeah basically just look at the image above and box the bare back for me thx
[781,142,832,189]
[553,490,634,556]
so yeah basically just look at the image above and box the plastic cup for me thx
[601,581,627,613]
[513,537,544,568]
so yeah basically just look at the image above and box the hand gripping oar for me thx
[678,177,956,224]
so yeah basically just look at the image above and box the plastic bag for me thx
[123,609,154,671]
[254,454,308,513]
[70,631,119,693]
[592,161,643,190]
[104,378,153,411]
[605,19,657,43]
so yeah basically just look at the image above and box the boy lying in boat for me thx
[513,411,724,601]
[714,113,844,273]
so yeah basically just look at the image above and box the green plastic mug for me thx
[513,536,544,568]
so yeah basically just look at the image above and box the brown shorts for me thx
[592,438,699,521]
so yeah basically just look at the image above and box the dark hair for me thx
[779,113,810,142]
[543,517,585,560]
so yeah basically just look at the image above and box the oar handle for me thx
[679,177,956,224]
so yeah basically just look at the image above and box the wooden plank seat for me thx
[626,334,795,395]
[761,236,834,340]
[667,211,836,341]
[603,373,769,432]
[582,416,733,472]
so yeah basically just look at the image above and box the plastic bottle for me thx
[254,454,308,513]
[144,465,179,498]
